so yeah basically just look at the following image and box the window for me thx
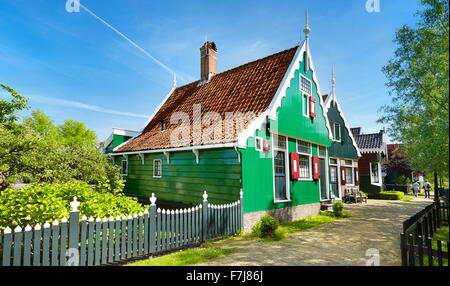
[297,141,311,154]
[300,76,312,118]
[121,159,128,176]
[344,160,353,166]
[255,137,263,151]
[346,167,354,185]
[300,75,312,95]
[160,120,167,131]
[329,158,338,165]
[370,162,380,184]
[153,159,162,178]
[318,146,327,157]
[297,140,312,180]
[332,123,341,141]
[275,135,287,150]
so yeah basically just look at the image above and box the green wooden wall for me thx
[114,148,241,205]
[326,101,359,160]
[106,134,133,153]
[240,53,332,214]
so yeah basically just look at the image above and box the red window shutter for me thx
[290,152,300,180]
[313,156,320,180]
[355,168,360,185]
[263,139,270,151]
[341,166,347,185]
[310,97,317,118]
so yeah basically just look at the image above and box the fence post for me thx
[149,193,157,254]
[202,191,208,241]
[68,197,80,266]
[400,233,407,266]
[240,189,244,231]
[2,227,12,266]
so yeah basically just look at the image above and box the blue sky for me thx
[0,0,421,142]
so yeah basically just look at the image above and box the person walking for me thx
[412,180,420,198]
[424,180,432,199]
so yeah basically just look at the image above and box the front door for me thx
[330,165,340,199]
[274,150,287,201]
[319,158,328,200]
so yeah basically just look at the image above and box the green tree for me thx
[57,120,97,147]
[379,0,449,180]
[24,109,57,137]
[0,84,29,127]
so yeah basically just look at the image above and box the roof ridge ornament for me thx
[331,65,336,102]
[303,8,311,41]
[173,72,177,88]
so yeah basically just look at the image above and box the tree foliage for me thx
[0,181,145,229]
[379,0,449,176]
[0,85,124,193]
[0,83,29,127]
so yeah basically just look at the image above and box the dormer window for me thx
[160,120,167,131]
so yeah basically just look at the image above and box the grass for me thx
[127,247,234,266]
[401,196,414,201]
[418,226,448,266]
[248,213,345,242]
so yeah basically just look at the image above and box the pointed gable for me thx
[115,46,298,152]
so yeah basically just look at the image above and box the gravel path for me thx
[195,198,432,266]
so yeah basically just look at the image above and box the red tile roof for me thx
[115,46,298,152]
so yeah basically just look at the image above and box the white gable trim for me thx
[105,128,141,150]
[237,41,333,147]
[324,95,362,157]
[141,85,176,132]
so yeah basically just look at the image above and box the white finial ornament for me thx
[303,8,311,40]
[70,196,80,212]
[203,191,208,201]
[150,193,157,205]
[331,65,336,100]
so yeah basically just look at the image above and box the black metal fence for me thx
[400,192,449,266]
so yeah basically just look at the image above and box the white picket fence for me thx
[0,191,243,266]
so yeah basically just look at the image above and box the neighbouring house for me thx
[322,70,361,201]
[107,12,340,230]
[104,128,141,154]
[350,127,387,195]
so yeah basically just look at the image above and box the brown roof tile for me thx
[116,46,298,152]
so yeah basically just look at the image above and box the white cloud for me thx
[29,94,148,119]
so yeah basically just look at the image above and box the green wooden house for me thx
[108,14,338,230]
[322,70,361,201]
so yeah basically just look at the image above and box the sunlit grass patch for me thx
[127,247,234,266]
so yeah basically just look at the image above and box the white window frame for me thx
[343,159,355,186]
[121,158,128,176]
[153,159,162,178]
[297,140,312,181]
[333,123,341,142]
[370,162,382,186]
[255,137,263,152]
[300,75,312,118]
[272,134,291,203]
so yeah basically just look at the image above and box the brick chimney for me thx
[200,41,217,82]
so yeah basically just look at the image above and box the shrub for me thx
[332,201,345,217]
[251,215,279,238]
[0,181,145,229]
[378,191,405,200]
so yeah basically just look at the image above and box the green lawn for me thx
[250,214,340,242]
[419,226,448,266]
[127,247,234,266]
